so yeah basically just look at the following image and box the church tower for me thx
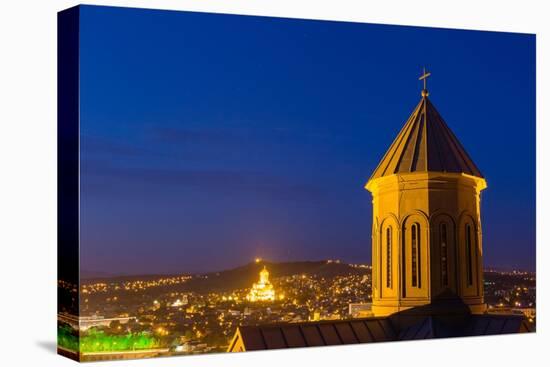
[227,72,531,354]
[365,70,487,316]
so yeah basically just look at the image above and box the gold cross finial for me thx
[419,67,431,97]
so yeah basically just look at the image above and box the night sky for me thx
[78,5,535,275]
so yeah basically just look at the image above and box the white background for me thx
[0,0,547,366]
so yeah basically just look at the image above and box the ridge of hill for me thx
[81,260,370,294]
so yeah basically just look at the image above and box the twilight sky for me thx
[78,5,535,275]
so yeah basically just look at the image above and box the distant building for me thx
[349,303,373,318]
[171,298,187,307]
[246,266,275,302]
[309,310,321,321]
[488,307,536,320]
[58,313,136,331]
[228,72,532,353]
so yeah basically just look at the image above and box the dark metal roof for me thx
[466,314,533,335]
[369,96,483,181]
[398,314,533,340]
[236,318,396,351]
[232,314,531,351]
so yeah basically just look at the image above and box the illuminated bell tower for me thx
[259,266,270,284]
[365,70,487,317]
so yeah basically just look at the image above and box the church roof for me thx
[369,94,483,182]
[230,317,397,351]
[228,313,532,352]
[397,314,532,340]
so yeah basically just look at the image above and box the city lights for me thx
[59,262,535,360]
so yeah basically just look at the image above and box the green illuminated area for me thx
[58,325,159,353]
[58,325,79,352]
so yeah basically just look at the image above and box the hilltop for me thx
[189,260,369,293]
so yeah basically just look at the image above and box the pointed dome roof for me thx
[368,95,483,182]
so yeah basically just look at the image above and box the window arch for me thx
[440,223,448,287]
[386,226,392,288]
[411,223,421,288]
[466,223,473,286]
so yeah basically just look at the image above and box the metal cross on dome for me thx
[419,67,431,91]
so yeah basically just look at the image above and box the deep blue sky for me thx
[78,5,535,275]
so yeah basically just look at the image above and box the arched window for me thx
[411,223,421,288]
[440,223,448,287]
[386,227,392,288]
[466,224,473,286]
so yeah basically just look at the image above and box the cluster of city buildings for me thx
[59,259,534,360]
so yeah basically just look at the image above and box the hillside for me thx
[81,260,369,294]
